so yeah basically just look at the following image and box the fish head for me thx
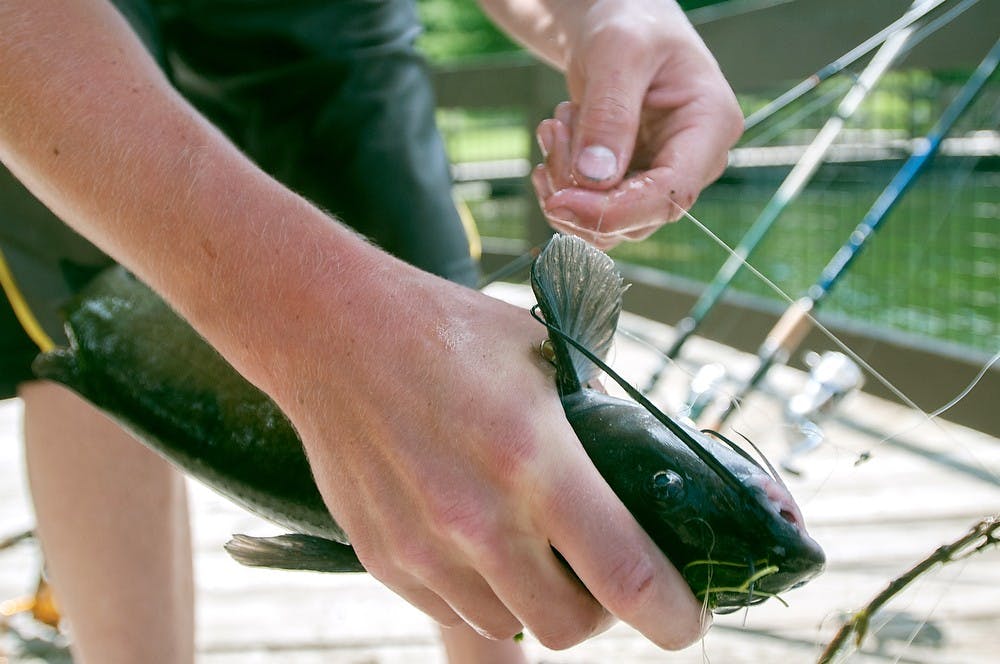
[564,390,826,612]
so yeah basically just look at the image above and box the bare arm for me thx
[0,0,707,650]
[479,0,744,247]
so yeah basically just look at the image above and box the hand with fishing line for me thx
[508,0,744,248]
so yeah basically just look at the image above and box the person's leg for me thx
[440,623,530,664]
[21,380,194,664]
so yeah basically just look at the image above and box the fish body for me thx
[33,269,346,544]
[34,236,823,611]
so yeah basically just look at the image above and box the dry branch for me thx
[817,515,999,663]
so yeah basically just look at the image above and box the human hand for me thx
[532,0,743,249]
[275,261,708,649]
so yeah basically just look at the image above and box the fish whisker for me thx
[735,430,791,494]
[701,428,771,477]
[696,565,789,609]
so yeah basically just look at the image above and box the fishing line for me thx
[928,350,1000,419]
[880,552,973,664]
[676,197,1000,487]
[670,203,969,452]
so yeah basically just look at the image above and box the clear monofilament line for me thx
[676,203,997,483]
[671,202,942,435]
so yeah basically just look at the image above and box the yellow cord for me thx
[453,195,482,261]
[0,245,55,353]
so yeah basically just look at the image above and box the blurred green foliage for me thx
[415,0,730,63]
[416,0,520,63]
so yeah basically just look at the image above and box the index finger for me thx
[539,450,711,650]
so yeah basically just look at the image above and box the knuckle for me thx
[533,609,605,651]
[601,552,659,616]
[580,90,635,135]
[486,419,541,486]
[393,538,443,580]
[427,493,498,551]
[591,16,655,54]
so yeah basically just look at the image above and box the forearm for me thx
[0,0,378,393]
[476,0,688,70]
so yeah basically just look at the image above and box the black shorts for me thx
[0,0,477,397]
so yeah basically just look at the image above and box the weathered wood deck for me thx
[2,284,998,663]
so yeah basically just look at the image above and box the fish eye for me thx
[650,470,685,501]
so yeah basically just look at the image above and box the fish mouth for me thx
[689,548,825,612]
[684,476,826,612]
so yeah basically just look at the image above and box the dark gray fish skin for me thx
[530,235,825,611]
[32,268,345,545]
[563,391,825,610]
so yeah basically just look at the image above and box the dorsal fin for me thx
[530,235,627,395]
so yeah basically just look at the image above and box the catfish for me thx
[33,235,824,612]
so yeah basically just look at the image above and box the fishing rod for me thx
[743,0,951,132]
[485,3,975,304]
[484,1,975,299]
[643,8,926,391]
[744,0,981,148]
[644,0,980,392]
[708,37,1000,430]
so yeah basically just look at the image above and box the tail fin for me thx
[530,235,627,395]
[225,534,365,573]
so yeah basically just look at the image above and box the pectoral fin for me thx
[225,534,365,573]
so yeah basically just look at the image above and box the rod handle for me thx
[762,297,815,359]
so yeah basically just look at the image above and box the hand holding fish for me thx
[2,0,742,656]
[484,0,743,248]
[269,263,709,649]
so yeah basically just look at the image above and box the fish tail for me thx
[31,347,81,388]
[225,533,365,573]
[529,235,628,395]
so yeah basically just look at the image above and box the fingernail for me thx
[577,145,617,182]
[536,125,553,159]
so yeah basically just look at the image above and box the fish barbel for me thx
[33,235,823,612]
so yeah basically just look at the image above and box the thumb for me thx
[571,59,648,188]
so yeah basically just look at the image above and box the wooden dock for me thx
[2,285,998,663]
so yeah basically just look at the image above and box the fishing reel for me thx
[781,351,864,475]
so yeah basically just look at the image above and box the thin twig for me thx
[817,515,1000,663]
